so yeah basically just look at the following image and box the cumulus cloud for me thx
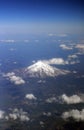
[32,58,69,66]
[4,72,15,77]
[10,76,25,85]
[0,108,30,121]
[76,44,84,49]
[62,109,84,121]
[3,72,25,85]
[61,94,83,104]
[68,54,78,59]
[68,60,77,65]
[43,112,51,116]
[69,60,80,65]
[25,94,37,100]
[60,44,73,50]
[0,110,5,119]
[40,121,45,127]
[75,44,84,55]
[46,97,57,103]
[43,58,68,65]
[67,54,80,65]
[9,108,30,121]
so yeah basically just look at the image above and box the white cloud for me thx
[67,54,80,65]
[72,71,77,74]
[57,34,67,37]
[75,44,84,55]
[76,44,84,49]
[43,58,68,65]
[62,109,84,121]
[40,121,44,127]
[24,40,29,43]
[32,60,36,63]
[10,76,25,85]
[48,33,54,36]
[37,80,46,83]
[25,94,37,100]
[68,60,80,65]
[48,33,67,37]
[20,115,29,121]
[0,110,5,119]
[4,72,15,77]
[32,58,69,66]
[0,108,30,121]
[3,72,25,85]
[9,108,30,121]
[35,40,39,42]
[61,94,83,104]
[60,44,73,50]
[9,113,17,120]
[13,61,17,64]
[68,54,78,59]
[0,40,15,43]
[43,112,51,116]
[46,97,57,103]
[9,48,16,51]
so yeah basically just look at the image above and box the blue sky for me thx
[0,0,84,36]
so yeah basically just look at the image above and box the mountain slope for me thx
[24,61,70,78]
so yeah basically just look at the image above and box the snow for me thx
[25,61,70,78]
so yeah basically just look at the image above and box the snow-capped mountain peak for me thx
[27,61,54,72]
[24,61,70,78]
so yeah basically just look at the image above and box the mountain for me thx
[24,61,70,78]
